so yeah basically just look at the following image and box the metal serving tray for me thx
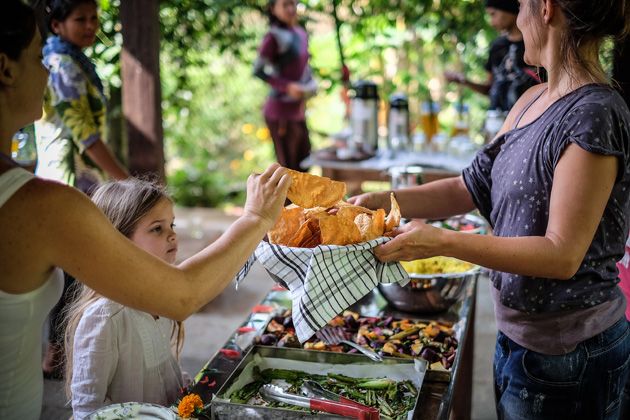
[254,307,460,383]
[211,346,427,419]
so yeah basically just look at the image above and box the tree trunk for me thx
[120,0,165,180]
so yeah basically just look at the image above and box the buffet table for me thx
[187,273,481,419]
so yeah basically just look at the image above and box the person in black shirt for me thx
[445,0,541,113]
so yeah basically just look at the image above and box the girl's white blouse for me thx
[71,298,184,419]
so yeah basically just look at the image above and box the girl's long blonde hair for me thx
[63,178,185,398]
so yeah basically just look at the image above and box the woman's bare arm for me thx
[392,176,476,219]
[375,144,618,280]
[348,176,476,220]
[0,165,290,321]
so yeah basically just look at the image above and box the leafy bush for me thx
[91,0,502,207]
[161,44,276,207]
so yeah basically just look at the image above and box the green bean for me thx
[403,380,417,396]
[358,378,396,389]
[327,372,359,384]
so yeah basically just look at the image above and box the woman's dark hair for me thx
[45,0,96,33]
[529,0,629,80]
[0,0,37,60]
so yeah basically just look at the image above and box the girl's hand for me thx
[287,82,305,100]
[374,220,445,262]
[347,191,390,211]
[243,163,291,229]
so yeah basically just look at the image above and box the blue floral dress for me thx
[36,36,107,191]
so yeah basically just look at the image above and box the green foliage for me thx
[161,40,276,207]
[90,0,122,87]
[168,163,227,208]
[92,0,500,207]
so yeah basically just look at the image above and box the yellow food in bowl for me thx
[401,256,474,275]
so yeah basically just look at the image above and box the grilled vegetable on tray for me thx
[255,310,458,370]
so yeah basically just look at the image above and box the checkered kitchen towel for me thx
[237,237,409,342]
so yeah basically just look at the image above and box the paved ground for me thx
[41,207,498,420]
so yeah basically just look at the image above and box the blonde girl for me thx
[64,179,190,418]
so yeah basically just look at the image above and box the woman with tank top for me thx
[0,2,290,418]
[0,167,64,419]
[350,0,630,418]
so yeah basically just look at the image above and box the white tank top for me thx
[0,168,64,419]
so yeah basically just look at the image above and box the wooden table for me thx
[302,150,475,194]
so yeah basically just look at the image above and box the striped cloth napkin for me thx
[237,238,409,342]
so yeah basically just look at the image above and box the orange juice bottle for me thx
[420,101,439,145]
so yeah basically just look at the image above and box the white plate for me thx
[86,402,177,420]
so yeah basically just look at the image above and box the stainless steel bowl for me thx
[378,268,479,314]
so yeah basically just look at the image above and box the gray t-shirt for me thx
[463,84,630,352]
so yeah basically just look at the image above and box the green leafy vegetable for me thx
[230,368,416,419]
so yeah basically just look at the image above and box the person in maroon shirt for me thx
[254,0,316,172]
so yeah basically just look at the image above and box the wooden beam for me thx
[120,0,165,180]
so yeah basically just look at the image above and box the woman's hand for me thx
[243,163,291,229]
[374,220,445,262]
[347,191,390,211]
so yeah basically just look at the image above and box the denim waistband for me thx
[582,316,629,355]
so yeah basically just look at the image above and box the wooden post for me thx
[120,0,165,180]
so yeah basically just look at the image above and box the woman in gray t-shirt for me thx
[351,0,630,417]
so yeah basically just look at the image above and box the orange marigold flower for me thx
[178,393,203,418]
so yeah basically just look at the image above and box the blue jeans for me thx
[494,317,630,419]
